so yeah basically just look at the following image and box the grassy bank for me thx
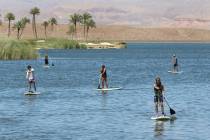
[0,39,38,60]
[0,38,125,60]
[0,38,87,60]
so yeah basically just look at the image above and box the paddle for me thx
[97,75,101,89]
[164,97,176,115]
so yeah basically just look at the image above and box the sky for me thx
[0,0,210,28]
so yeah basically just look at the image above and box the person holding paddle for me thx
[26,65,36,93]
[100,65,108,89]
[154,77,165,116]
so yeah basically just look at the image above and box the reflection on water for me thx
[154,120,176,138]
[154,121,165,137]
[24,95,39,105]
[101,91,108,109]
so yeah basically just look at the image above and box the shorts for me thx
[28,79,35,83]
[174,63,178,67]
[101,77,107,81]
[154,95,163,103]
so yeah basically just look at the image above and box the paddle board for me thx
[168,71,183,74]
[43,65,50,68]
[151,115,176,121]
[96,87,122,91]
[24,92,40,95]
[151,115,171,120]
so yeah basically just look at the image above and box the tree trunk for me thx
[83,24,86,41]
[51,24,54,31]
[45,26,47,39]
[8,20,11,37]
[32,15,35,37]
[20,28,24,39]
[17,28,20,40]
[34,15,38,39]
[86,27,89,41]
[74,22,77,40]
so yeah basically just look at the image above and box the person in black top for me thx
[100,65,108,89]
[44,54,49,65]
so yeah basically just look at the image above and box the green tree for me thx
[86,19,96,41]
[13,21,22,39]
[19,17,30,38]
[42,21,49,39]
[49,17,57,31]
[81,12,92,40]
[69,13,82,38]
[5,12,15,37]
[13,17,30,39]
[30,7,40,39]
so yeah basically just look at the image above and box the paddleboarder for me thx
[44,54,49,65]
[100,65,108,89]
[154,77,165,116]
[172,54,178,72]
[26,65,36,93]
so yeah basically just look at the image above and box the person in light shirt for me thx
[172,54,178,72]
[26,65,36,93]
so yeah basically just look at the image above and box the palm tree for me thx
[69,13,81,38]
[49,17,57,31]
[42,21,49,39]
[5,12,15,37]
[19,17,30,38]
[30,7,40,39]
[86,19,96,41]
[13,17,30,39]
[81,12,92,40]
[67,24,75,39]
[13,21,22,39]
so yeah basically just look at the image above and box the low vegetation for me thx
[0,38,86,60]
[0,38,38,60]
[35,38,86,49]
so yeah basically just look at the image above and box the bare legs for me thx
[155,102,165,116]
[29,81,36,92]
[101,78,108,88]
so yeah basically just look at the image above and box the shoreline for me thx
[125,40,210,43]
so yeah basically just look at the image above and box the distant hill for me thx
[1,0,210,27]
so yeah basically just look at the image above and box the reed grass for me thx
[0,38,87,60]
[0,38,38,60]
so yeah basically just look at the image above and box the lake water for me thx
[0,43,210,140]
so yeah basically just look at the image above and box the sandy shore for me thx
[1,24,210,42]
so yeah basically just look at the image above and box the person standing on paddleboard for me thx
[44,54,49,65]
[26,65,36,93]
[154,77,165,116]
[172,54,178,72]
[100,65,108,89]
